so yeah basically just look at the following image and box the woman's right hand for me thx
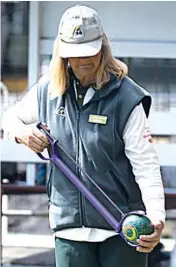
[15,124,50,153]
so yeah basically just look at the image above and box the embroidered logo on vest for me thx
[56,106,65,117]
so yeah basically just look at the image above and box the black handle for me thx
[36,122,56,143]
[36,122,57,160]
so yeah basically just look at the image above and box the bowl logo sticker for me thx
[123,225,137,241]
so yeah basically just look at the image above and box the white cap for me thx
[58,5,104,58]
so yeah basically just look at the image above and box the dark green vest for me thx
[37,74,151,233]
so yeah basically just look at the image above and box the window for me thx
[1,1,29,92]
[120,58,176,111]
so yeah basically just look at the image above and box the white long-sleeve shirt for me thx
[2,83,166,242]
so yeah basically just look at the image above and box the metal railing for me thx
[0,184,47,265]
[1,185,176,218]
[1,184,176,223]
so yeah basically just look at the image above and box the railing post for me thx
[26,164,36,185]
[28,1,40,88]
[2,195,9,238]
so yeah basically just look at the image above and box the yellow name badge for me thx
[88,114,108,125]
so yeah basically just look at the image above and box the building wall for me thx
[40,1,176,58]
[38,1,176,132]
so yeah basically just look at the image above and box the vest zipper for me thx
[76,110,85,226]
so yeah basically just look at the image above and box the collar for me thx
[87,74,123,102]
[67,69,123,101]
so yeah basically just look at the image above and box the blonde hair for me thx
[48,34,128,96]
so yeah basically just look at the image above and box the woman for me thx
[2,5,166,267]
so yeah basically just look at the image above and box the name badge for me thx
[88,114,108,125]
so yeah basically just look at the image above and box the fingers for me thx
[27,136,47,153]
[137,239,157,248]
[27,131,49,152]
[136,225,162,253]
[136,245,154,253]
[16,124,50,152]
[136,238,158,253]
[32,128,50,146]
[140,228,161,242]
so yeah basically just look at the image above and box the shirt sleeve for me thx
[123,103,166,225]
[1,83,39,141]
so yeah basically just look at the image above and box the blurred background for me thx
[1,1,176,267]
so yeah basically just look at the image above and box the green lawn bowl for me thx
[122,214,154,245]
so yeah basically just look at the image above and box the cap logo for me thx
[73,25,83,37]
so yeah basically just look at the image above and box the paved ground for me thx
[1,234,55,266]
[2,247,55,266]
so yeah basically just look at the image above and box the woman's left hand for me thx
[136,221,164,253]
